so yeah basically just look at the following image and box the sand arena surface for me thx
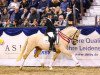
[0,66,100,75]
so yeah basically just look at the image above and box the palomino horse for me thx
[17,26,80,70]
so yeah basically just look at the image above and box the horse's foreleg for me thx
[72,54,80,66]
[60,46,80,66]
[53,52,60,61]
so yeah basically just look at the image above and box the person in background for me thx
[97,17,100,25]
[53,6,63,21]
[20,0,29,8]
[12,19,19,27]
[20,18,31,27]
[10,7,22,23]
[3,19,13,27]
[0,0,8,7]
[27,7,39,23]
[1,8,10,22]
[54,15,67,26]
[40,17,47,26]
[38,0,48,9]
[0,19,3,27]
[8,0,20,11]
[49,0,61,7]
[64,7,74,26]
[41,6,51,18]
[60,0,70,11]
[29,0,38,8]
[21,8,29,20]
[30,19,38,27]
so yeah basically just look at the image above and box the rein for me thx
[58,31,71,43]
[58,30,78,43]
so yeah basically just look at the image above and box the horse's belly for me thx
[37,37,50,50]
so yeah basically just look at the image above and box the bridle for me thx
[70,30,79,42]
[58,29,79,43]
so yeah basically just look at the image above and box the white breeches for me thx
[47,32,54,38]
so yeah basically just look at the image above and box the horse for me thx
[17,26,80,70]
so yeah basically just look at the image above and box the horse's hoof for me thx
[41,63,44,67]
[75,62,80,67]
[49,67,53,70]
[20,67,23,70]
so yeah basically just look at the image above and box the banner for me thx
[0,31,100,66]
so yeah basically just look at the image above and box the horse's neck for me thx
[61,27,76,37]
[61,28,71,37]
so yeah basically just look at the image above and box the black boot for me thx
[49,37,56,52]
[49,37,53,50]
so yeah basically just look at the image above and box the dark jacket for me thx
[45,18,56,33]
[38,1,47,9]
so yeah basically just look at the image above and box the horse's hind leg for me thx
[60,46,80,66]
[34,47,42,58]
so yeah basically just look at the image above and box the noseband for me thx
[71,30,79,42]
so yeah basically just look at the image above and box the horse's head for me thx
[70,28,80,45]
[58,26,80,45]
[61,26,80,45]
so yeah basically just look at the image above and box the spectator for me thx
[64,7,74,25]
[60,0,70,11]
[27,7,39,23]
[83,0,91,10]
[38,0,48,9]
[54,15,67,26]
[10,7,22,23]
[3,19,13,27]
[12,19,19,27]
[30,19,38,27]
[1,8,10,22]
[40,17,47,26]
[21,8,29,20]
[53,6,63,21]
[0,0,93,27]
[69,0,80,10]
[41,7,51,18]
[20,0,29,8]
[20,19,31,27]
[49,0,61,7]
[29,0,38,8]
[0,19,3,27]
[8,0,12,5]
[0,0,8,7]
[8,0,20,11]
[97,17,100,25]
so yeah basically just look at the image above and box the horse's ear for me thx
[78,29,81,34]
[76,29,80,33]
